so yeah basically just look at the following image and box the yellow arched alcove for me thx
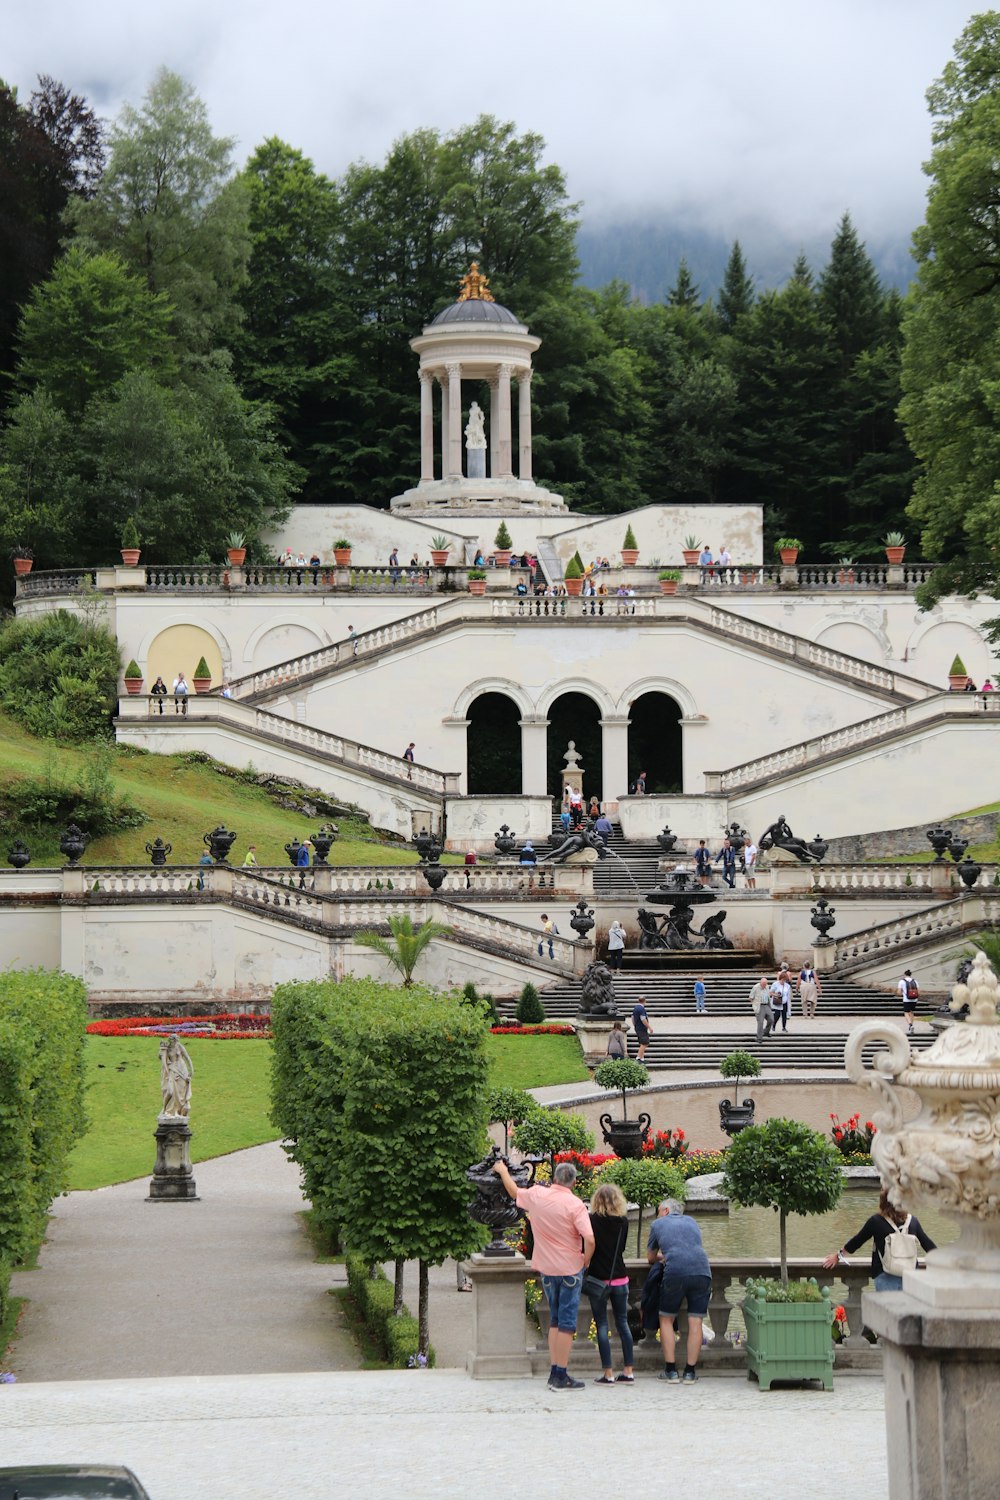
[146,625,225,692]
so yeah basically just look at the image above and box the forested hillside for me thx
[1,18,996,588]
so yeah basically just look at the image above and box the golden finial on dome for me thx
[456,261,495,302]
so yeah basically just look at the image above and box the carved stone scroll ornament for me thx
[846,951,1000,1302]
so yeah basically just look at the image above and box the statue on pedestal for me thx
[758,814,819,863]
[159,1035,193,1119]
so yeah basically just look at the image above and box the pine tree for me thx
[667,258,700,309]
[717,241,755,329]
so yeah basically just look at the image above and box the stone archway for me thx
[466,692,523,795]
[628,691,683,793]
[546,692,603,801]
[146,624,225,694]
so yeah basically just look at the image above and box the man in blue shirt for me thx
[647,1199,713,1382]
[631,996,651,1062]
[693,976,707,1014]
[593,812,614,844]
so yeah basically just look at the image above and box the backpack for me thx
[904,977,919,1001]
[881,1214,920,1276]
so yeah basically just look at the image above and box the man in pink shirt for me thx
[495,1158,595,1390]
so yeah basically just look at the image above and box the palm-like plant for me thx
[355,913,451,987]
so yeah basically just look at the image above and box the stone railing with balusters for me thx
[227,604,445,699]
[491,596,656,620]
[16,568,97,597]
[831,894,1000,970]
[709,606,900,693]
[808,863,999,895]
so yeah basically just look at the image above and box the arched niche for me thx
[466,692,523,795]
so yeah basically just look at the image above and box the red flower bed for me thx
[489,1024,575,1036]
[87,1013,272,1040]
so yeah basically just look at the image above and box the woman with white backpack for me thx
[822,1189,935,1291]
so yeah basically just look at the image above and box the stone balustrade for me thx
[466,1252,880,1378]
[768,862,1000,896]
[831,894,1000,970]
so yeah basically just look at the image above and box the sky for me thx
[3,0,981,247]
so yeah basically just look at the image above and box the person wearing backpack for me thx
[898,969,920,1034]
[822,1189,935,1291]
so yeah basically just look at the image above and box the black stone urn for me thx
[494,824,518,857]
[719,1098,756,1137]
[926,825,952,862]
[949,837,970,864]
[656,825,677,855]
[204,825,237,864]
[7,840,30,869]
[422,861,446,894]
[599,1113,651,1159]
[466,1146,537,1256]
[59,824,89,866]
[414,827,434,862]
[570,897,595,942]
[725,821,747,856]
[807,835,829,862]
[956,857,982,890]
[810,896,837,942]
[145,837,172,867]
[311,824,339,864]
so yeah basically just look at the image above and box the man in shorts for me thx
[899,969,919,1034]
[631,995,651,1061]
[494,1158,594,1391]
[647,1198,713,1383]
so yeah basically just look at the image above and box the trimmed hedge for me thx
[0,969,88,1327]
[345,1254,434,1368]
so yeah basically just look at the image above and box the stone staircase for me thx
[524,967,933,1071]
[543,817,664,896]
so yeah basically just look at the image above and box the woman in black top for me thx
[149,676,168,714]
[586,1182,634,1384]
[822,1189,935,1291]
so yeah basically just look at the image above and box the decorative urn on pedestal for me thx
[204,825,236,863]
[656,825,678,855]
[594,1058,651,1159]
[809,896,837,943]
[466,1146,536,1255]
[7,840,30,869]
[310,824,339,864]
[59,824,89,866]
[569,897,595,942]
[145,837,172,867]
[494,824,517,857]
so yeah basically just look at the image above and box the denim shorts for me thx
[658,1273,712,1318]
[542,1270,584,1332]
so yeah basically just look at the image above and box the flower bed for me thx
[829,1111,874,1159]
[489,1023,575,1036]
[86,1013,272,1040]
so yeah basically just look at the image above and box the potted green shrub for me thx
[621,523,639,566]
[775,536,801,566]
[123,658,143,695]
[883,530,906,565]
[192,655,212,693]
[722,1117,843,1390]
[948,653,968,690]
[563,554,584,596]
[658,568,680,596]
[430,534,451,566]
[494,521,513,567]
[11,545,33,577]
[467,567,487,596]
[593,1058,651,1158]
[837,556,855,585]
[333,537,352,565]
[225,529,247,566]
[718,1049,762,1136]
[682,534,702,566]
[120,516,141,567]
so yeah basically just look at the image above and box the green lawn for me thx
[0,711,449,867]
[69,1031,589,1190]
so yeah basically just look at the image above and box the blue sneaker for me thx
[658,1367,680,1382]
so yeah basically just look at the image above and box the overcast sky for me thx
[4,0,978,244]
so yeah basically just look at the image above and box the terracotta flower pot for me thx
[659,580,678,595]
[778,548,799,566]
[193,677,212,694]
[621,549,639,567]
[564,577,584,596]
[120,548,141,567]
[12,557,33,576]
[333,548,352,566]
[430,550,450,566]
[124,678,143,695]
[227,548,246,566]
[468,579,487,595]
[494,549,512,568]
[682,549,700,566]
[885,545,905,564]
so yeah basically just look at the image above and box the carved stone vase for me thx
[847,950,1000,1306]
[466,1146,536,1255]
[599,1112,651,1159]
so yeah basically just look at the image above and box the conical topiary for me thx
[516,982,545,1025]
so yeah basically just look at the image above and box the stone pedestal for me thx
[863,1289,1000,1500]
[467,446,486,479]
[552,861,594,897]
[573,1016,620,1065]
[147,1117,199,1201]
[465,1252,534,1379]
[812,942,836,972]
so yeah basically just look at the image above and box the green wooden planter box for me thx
[743,1279,834,1390]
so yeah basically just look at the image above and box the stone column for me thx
[519,715,549,797]
[489,377,500,479]
[497,363,514,480]
[440,374,449,476]
[419,370,434,481]
[600,714,631,805]
[518,369,532,480]
[446,362,462,478]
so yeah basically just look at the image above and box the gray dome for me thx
[430,299,521,326]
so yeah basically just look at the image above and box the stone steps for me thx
[533,968,896,1017]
